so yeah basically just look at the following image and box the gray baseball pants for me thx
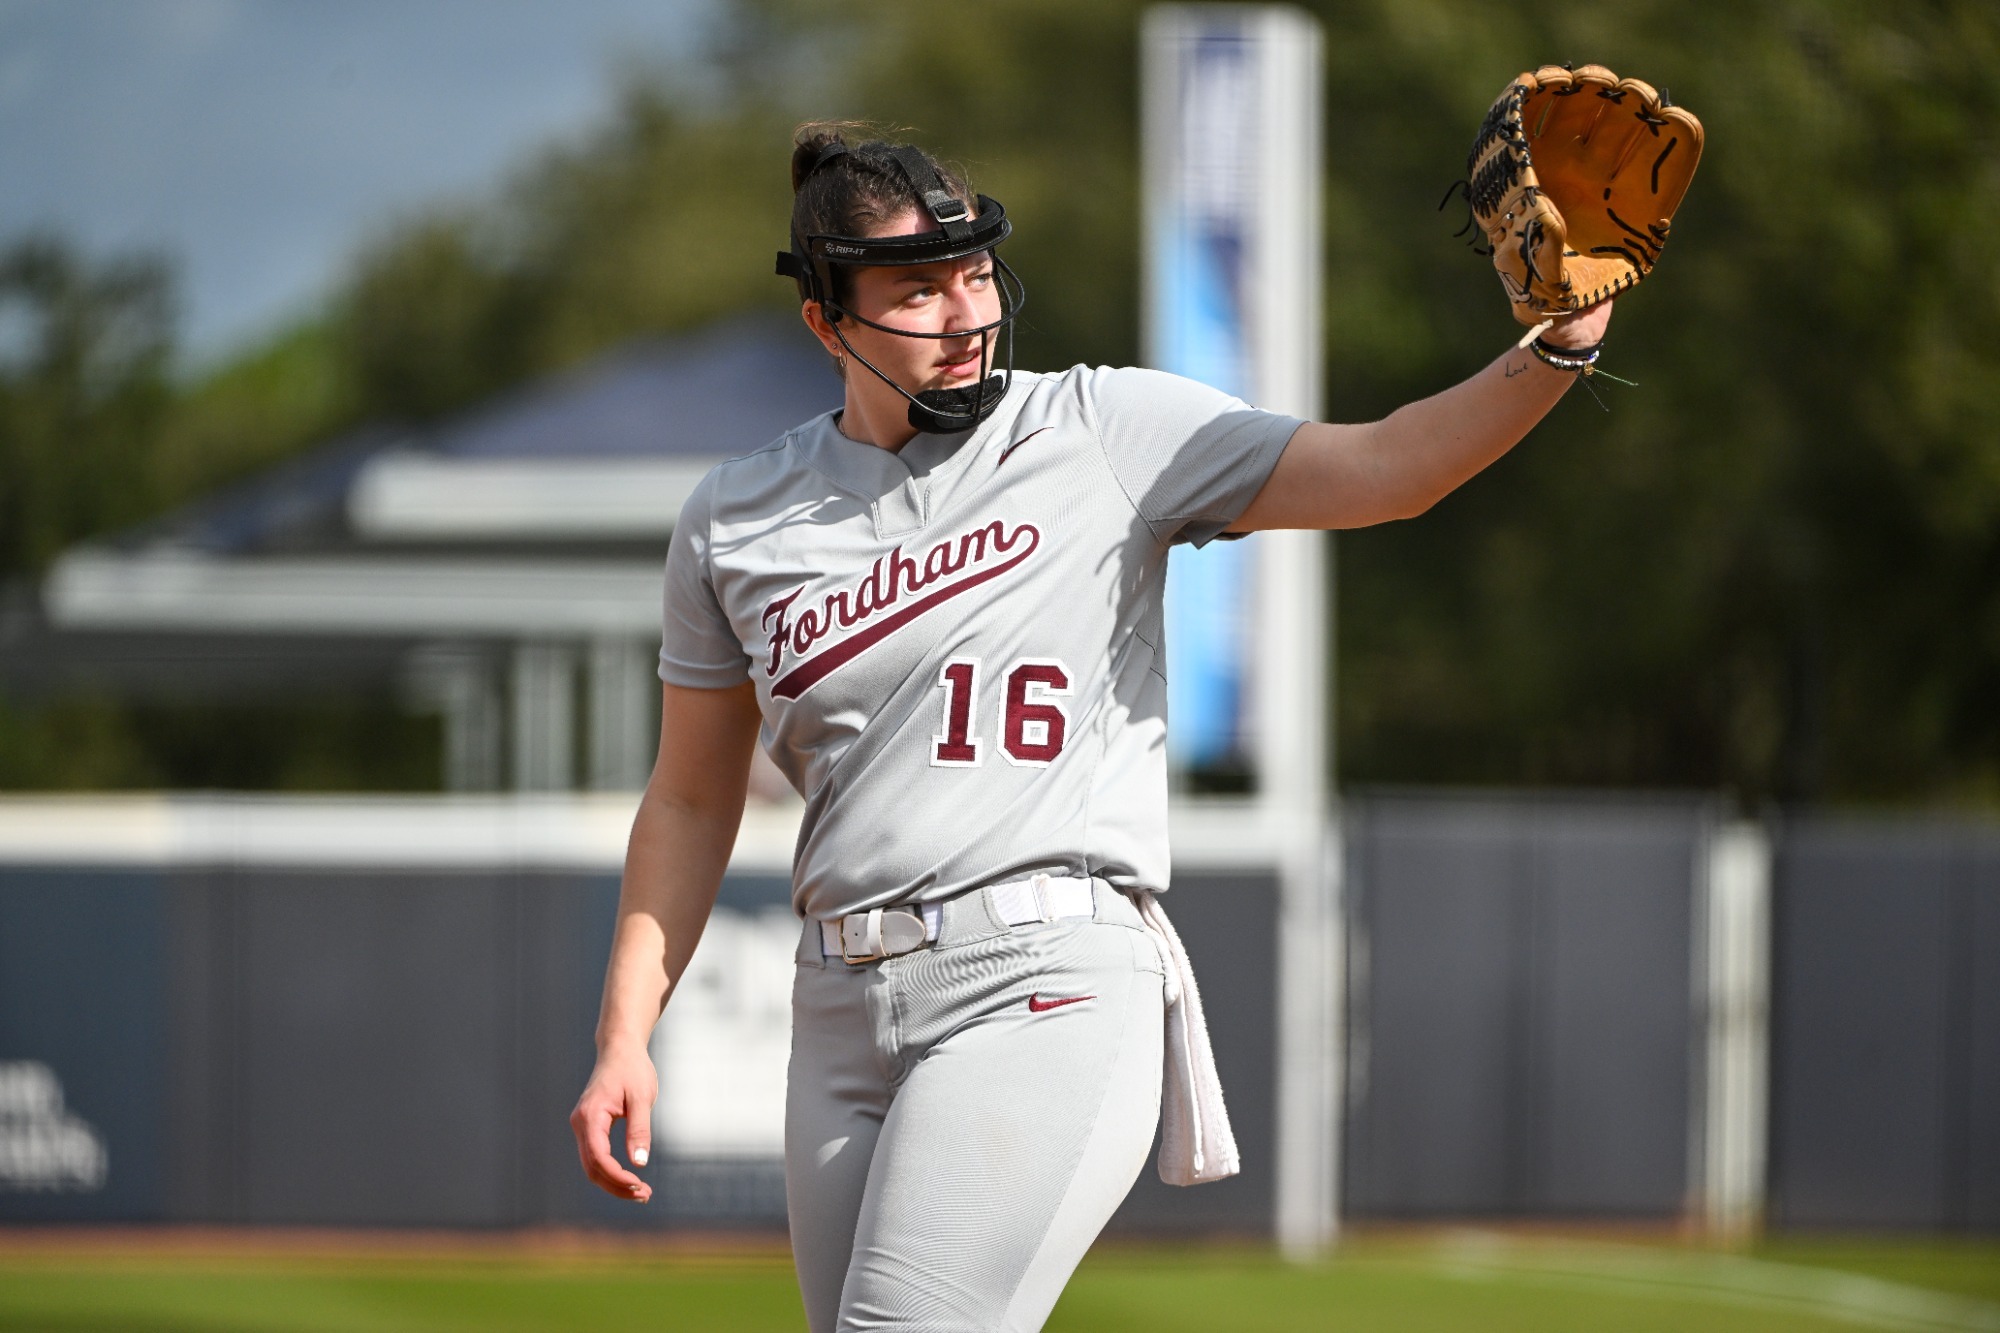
[786,880,1166,1332]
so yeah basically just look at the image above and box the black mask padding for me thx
[909,375,1007,434]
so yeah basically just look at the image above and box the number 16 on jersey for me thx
[931,657,1072,769]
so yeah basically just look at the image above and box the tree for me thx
[1302,0,2000,805]
[0,237,173,576]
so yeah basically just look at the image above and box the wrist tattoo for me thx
[1504,358,1529,378]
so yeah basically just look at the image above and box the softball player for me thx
[572,126,1612,1332]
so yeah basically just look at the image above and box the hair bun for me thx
[791,125,852,193]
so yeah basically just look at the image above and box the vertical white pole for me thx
[1702,821,1771,1241]
[1263,510,1337,1258]
[1244,6,1336,1260]
[1143,3,1336,1258]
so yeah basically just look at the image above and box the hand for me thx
[570,1039,657,1202]
[1539,299,1613,350]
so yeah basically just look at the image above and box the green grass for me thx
[0,1233,1993,1332]
[1751,1237,2000,1305]
[1053,1234,2000,1333]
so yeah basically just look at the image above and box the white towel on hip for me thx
[1130,890,1240,1185]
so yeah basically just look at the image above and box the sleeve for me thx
[657,470,754,688]
[1080,365,1305,547]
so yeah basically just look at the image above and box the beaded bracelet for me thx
[1537,335,1602,359]
[1530,337,1602,375]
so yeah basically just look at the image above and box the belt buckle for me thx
[839,906,926,964]
[840,909,884,964]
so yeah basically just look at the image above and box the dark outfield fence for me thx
[0,855,1278,1233]
[1768,819,2000,1231]
[0,866,637,1227]
[1341,793,1704,1220]
[1,796,1995,1233]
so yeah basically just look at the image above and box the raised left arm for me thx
[1229,302,1612,533]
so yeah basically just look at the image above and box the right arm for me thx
[569,678,763,1202]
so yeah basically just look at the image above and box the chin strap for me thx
[908,374,1006,433]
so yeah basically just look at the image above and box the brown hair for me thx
[786,121,974,306]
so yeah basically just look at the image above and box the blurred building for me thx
[9,314,839,793]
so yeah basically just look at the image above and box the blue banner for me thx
[1153,27,1256,772]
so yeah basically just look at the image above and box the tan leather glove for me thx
[1466,63,1705,326]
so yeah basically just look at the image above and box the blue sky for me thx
[0,0,711,363]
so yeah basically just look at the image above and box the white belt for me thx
[819,873,1096,964]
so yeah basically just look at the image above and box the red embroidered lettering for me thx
[760,588,804,676]
[957,521,999,567]
[1002,659,1071,766]
[853,563,886,619]
[766,521,1042,700]
[889,546,922,600]
[793,607,823,655]
[930,659,982,767]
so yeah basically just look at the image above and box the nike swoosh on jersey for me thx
[997,426,1053,467]
[1027,992,1096,1013]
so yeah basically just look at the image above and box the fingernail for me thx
[632,1147,649,1166]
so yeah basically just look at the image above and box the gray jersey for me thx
[658,364,1301,921]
